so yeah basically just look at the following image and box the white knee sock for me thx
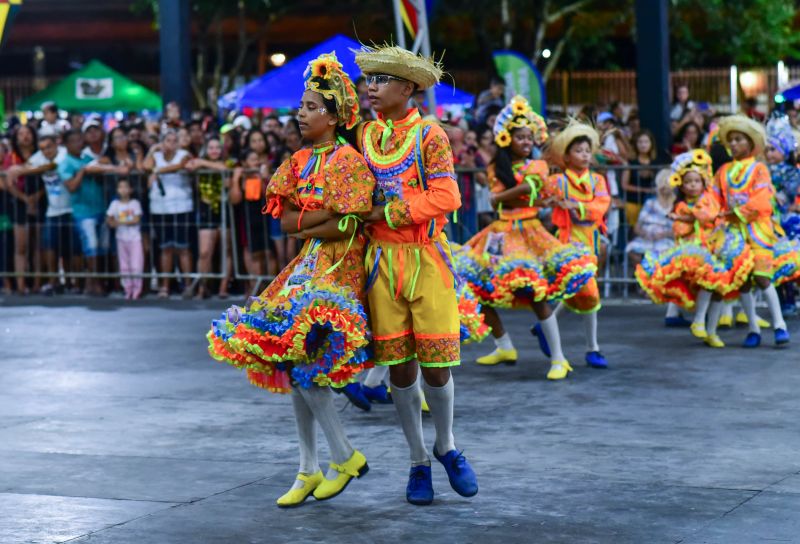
[554,301,565,318]
[363,366,389,388]
[297,386,354,479]
[494,332,514,351]
[422,375,456,455]
[290,389,320,490]
[391,376,430,466]
[539,313,565,361]
[706,301,723,337]
[693,290,712,325]
[665,302,680,318]
[761,284,787,330]
[584,312,600,352]
[722,301,734,320]
[739,292,760,333]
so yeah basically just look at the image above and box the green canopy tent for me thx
[18,59,162,112]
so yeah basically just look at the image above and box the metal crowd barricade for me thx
[0,162,670,299]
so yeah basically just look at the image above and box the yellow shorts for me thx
[366,234,460,367]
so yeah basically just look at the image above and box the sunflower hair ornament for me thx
[669,149,713,188]
[303,52,360,130]
[492,95,548,148]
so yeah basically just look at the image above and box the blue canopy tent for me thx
[219,34,473,111]
[777,81,800,103]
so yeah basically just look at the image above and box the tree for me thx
[133,0,292,110]
[434,0,630,81]
[669,0,800,68]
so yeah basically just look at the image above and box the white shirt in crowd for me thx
[28,146,71,217]
[106,199,143,242]
[149,149,193,215]
[601,133,621,237]
[40,119,71,135]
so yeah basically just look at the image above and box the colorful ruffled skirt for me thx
[454,217,597,308]
[207,237,372,393]
[772,236,800,286]
[636,227,754,308]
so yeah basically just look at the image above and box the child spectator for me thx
[106,179,144,300]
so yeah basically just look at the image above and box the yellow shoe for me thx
[276,471,323,508]
[690,323,708,339]
[704,334,725,348]
[476,348,518,366]
[718,314,733,328]
[421,393,430,413]
[313,450,368,501]
[547,360,573,380]
[735,311,770,328]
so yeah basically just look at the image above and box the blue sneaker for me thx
[743,332,761,348]
[362,383,392,404]
[406,464,434,505]
[775,328,790,346]
[341,383,371,411]
[585,351,608,368]
[530,323,552,358]
[664,315,692,327]
[433,448,478,497]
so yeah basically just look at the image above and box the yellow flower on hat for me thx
[495,129,512,147]
[511,99,527,116]
[669,173,683,187]
[692,149,709,165]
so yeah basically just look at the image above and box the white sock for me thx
[693,291,712,326]
[722,301,734,320]
[363,366,389,388]
[739,292,761,334]
[761,284,787,330]
[706,301,723,337]
[290,388,319,490]
[540,313,566,361]
[584,312,600,352]
[494,332,514,351]
[391,376,430,466]
[296,386,354,479]
[422,375,456,455]
[665,302,680,318]
[553,301,565,318]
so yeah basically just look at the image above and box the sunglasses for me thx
[365,74,407,86]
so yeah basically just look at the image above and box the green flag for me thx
[492,50,546,114]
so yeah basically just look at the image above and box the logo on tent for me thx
[76,78,114,100]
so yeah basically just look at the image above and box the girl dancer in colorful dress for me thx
[547,121,611,370]
[715,115,799,347]
[636,150,753,348]
[207,53,373,507]
[457,96,596,380]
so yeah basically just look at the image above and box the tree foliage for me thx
[670,0,800,68]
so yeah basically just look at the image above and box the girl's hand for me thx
[364,205,385,223]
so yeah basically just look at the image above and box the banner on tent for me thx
[76,78,114,100]
[492,50,546,114]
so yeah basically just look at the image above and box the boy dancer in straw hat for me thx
[546,121,611,374]
[715,115,793,347]
[354,45,478,505]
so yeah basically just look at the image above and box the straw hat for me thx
[718,114,766,155]
[548,119,599,168]
[492,95,548,148]
[354,44,443,90]
[669,149,713,188]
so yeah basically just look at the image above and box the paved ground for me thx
[1,295,799,544]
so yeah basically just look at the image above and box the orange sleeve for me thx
[266,155,298,200]
[735,163,774,222]
[691,191,720,226]
[672,202,693,239]
[578,173,611,224]
[326,147,375,215]
[385,124,461,228]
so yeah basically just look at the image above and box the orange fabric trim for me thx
[425,244,451,288]
[395,248,405,300]
[414,332,461,340]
